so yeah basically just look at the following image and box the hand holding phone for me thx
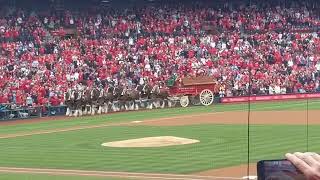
[257,153,320,180]
[257,159,306,180]
[286,152,320,180]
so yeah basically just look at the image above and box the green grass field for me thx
[0,173,127,180]
[0,99,319,180]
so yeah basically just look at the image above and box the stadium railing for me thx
[221,92,320,103]
[0,105,67,121]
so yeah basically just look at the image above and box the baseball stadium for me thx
[0,0,320,180]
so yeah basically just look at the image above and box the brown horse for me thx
[136,84,152,108]
[116,86,137,111]
[81,87,92,115]
[111,85,125,112]
[69,89,83,117]
[149,84,169,109]
[103,86,115,113]
[64,88,82,117]
[97,88,106,114]
[90,87,100,115]
[140,84,152,99]
[126,86,141,110]
[64,89,73,116]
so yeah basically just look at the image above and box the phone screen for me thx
[257,160,306,180]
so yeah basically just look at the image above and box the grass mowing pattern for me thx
[0,106,215,135]
[0,99,319,178]
[1,99,319,135]
[0,124,319,174]
[0,173,128,180]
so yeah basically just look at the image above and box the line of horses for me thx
[64,84,175,117]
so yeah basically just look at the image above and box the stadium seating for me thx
[0,0,319,107]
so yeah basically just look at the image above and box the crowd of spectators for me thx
[0,0,320,107]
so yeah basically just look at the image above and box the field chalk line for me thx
[0,167,244,180]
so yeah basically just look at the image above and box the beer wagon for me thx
[167,76,217,107]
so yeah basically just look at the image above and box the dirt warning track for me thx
[138,110,320,126]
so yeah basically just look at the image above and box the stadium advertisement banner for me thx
[221,93,320,103]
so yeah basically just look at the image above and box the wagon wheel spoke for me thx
[179,96,189,107]
[200,89,214,106]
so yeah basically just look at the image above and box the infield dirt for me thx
[138,110,320,126]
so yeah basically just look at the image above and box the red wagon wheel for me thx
[200,89,214,106]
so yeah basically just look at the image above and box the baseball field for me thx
[0,99,320,180]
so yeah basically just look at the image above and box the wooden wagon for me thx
[167,76,217,107]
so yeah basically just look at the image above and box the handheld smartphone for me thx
[257,159,306,180]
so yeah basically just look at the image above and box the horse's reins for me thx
[142,84,147,94]
[99,89,104,98]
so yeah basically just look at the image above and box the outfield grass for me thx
[0,99,319,135]
[0,99,319,180]
[0,124,319,173]
[0,173,128,180]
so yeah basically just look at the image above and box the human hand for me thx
[286,152,320,180]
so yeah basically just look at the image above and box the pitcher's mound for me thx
[101,136,199,148]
